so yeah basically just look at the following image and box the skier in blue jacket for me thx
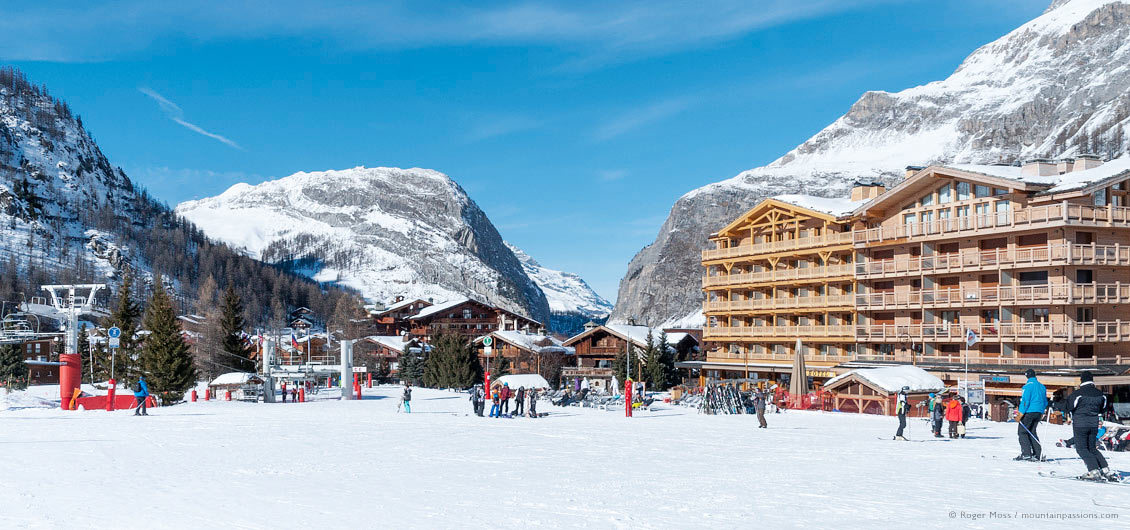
[1015,368,1048,461]
[133,376,150,416]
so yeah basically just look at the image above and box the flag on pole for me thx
[291,333,300,349]
[965,328,978,347]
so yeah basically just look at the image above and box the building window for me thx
[920,192,934,207]
[974,185,991,198]
[938,183,952,203]
[462,309,472,319]
[956,181,971,201]
[1019,308,1050,323]
[1093,189,1108,206]
[993,188,1008,196]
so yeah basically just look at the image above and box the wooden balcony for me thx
[703,295,854,313]
[855,282,1130,309]
[561,367,613,378]
[856,321,1130,343]
[705,351,856,364]
[702,264,853,288]
[702,232,853,261]
[853,203,1130,245]
[856,243,1130,279]
[853,352,1125,367]
[703,325,854,339]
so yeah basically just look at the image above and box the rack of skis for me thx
[697,383,754,415]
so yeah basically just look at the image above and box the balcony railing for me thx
[855,282,1130,309]
[856,243,1130,278]
[855,321,1130,343]
[702,325,855,339]
[562,367,614,377]
[853,203,1130,245]
[853,353,1124,367]
[702,264,853,288]
[705,351,856,364]
[702,232,853,261]
[703,295,854,312]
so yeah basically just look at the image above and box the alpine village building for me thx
[701,156,1130,405]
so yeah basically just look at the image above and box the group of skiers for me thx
[893,369,1122,482]
[468,382,540,418]
[891,387,972,441]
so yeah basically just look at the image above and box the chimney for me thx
[1056,158,1074,175]
[583,321,598,332]
[1073,154,1104,172]
[904,166,925,179]
[1021,158,1057,177]
[850,181,886,201]
[395,295,404,303]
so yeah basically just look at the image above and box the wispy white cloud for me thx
[593,97,696,141]
[0,1,894,68]
[599,169,628,181]
[463,114,541,142]
[139,87,242,149]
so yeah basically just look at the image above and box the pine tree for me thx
[0,343,28,390]
[77,323,91,383]
[423,331,480,388]
[139,277,197,404]
[375,356,391,384]
[106,273,142,380]
[613,343,637,382]
[219,286,254,372]
[399,347,424,386]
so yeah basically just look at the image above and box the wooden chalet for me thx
[23,338,58,385]
[561,323,698,392]
[409,298,543,341]
[356,335,425,376]
[823,366,944,417]
[369,297,432,336]
[473,330,569,375]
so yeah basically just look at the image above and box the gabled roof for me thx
[363,335,417,353]
[563,324,697,350]
[409,298,483,320]
[374,298,431,316]
[713,198,842,238]
[474,330,563,353]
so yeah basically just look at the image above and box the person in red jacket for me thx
[499,383,512,417]
[944,395,963,438]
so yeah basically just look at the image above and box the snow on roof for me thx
[771,194,868,217]
[378,298,426,314]
[604,325,693,348]
[476,330,562,352]
[409,298,472,320]
[825,366,945,394]
[948,156,1130,193]
[365,335,413,352]
[209,372,263,387]
[494,374,550,389]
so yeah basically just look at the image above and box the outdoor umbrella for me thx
[790,338,809,396]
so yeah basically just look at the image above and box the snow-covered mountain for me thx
[176,167,553,324]
[611,0,1130,327]
[505,242,612,334]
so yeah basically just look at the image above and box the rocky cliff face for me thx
[506,243,612,335]
[176,167,553,323]
[610,0,1130,327]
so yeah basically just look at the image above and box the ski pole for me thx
[1017,415,1042,449]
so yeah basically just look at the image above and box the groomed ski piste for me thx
[1,385,1127,529]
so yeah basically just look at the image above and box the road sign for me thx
[107,326,121,339]
[484,346,492,355]
[352,366,368,373]
[108,337,120,349]
[965,328,978,347]
[482,336,493,347]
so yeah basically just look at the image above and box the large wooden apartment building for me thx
[702,156,1130,401]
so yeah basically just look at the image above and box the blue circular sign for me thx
[108,326,122,338]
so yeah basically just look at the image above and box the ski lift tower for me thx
[41,284,106,410]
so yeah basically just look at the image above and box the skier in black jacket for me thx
[1066,372,1116,481]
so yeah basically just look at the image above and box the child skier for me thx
[931,396,945,438]
[132,376,150,416]
[489,391,500,418]
[893,386,908,440]
[401,382,412,413]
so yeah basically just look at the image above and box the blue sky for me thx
[2,0,1048,302]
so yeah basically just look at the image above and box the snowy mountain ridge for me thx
[505,242,612,322]
[176,166,555,325]
[612,0,1130,327]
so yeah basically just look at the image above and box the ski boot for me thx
[1101,468,1120,482]
[894,435,907,441]
[1012,454,1030,461]
[1078,469,1103,482]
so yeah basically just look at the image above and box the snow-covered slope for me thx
[612,0,1130,326]
[506,242,612,334]
[1,74,140,284]
[176,167,552,323]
